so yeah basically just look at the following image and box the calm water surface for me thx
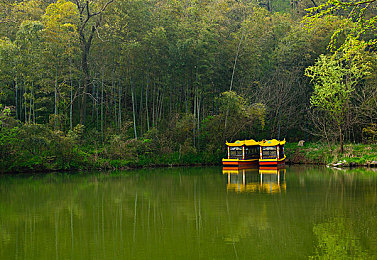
[1,166,377,259]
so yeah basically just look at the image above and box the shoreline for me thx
[0,162,220,175]
[285,142,377,168]
[2,142,377,174]
[3,160,377,176]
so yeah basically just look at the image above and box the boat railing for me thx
[262,155,278,159]
[229,155,243,159]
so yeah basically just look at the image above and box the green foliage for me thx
[305,53,371,148]
[0,123,89,173]
[0,38,17,83]
[218,91,266,140]
[0,126,19,170]
[303,0,377,53]
[362,124,377,143]
[67,124,85,142]
[306,55,351,125]
[105,136,142,161]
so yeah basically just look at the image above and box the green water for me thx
[1,166,377,259]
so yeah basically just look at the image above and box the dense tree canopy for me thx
[0,0,377,171]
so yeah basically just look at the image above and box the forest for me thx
[1,0,377,172]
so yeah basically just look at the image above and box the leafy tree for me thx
[42,0,78,129]
[205,91,265,145]
[305,54,370,152]
[72,0,114,124]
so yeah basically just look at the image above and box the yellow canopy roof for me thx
[226,139,259,147]
[259,139,286,146]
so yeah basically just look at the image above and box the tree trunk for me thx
[159,92,163,124]
[70,60,73,130]
[193,87,196,147]
[152,83,155,127]
[33,86,35,124]
[146,80,150,131]
[101,70,104,142]
[139,85,143,135]
[29,82,33,124]
[112,69,117,132]
[55,67,58,130]
[92,75,96,120]
[224,27,245,139]
[74,0,114,125]
[118,76,122,131]
[80,43,90,125]
[15,80,18,120]
[131,79,138,139]
[23,83,26,123]
[97,78,99,130]
[339,126,344,154]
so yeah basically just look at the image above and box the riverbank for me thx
[0,145,224,174]
[2,127,377,174]
[1,152,224,174]
[285,142,377,167]
[0,124,225,174]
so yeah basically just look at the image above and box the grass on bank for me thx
[285,142,377,166]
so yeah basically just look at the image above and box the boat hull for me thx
[259,158,285,167]
[222,159,259,167]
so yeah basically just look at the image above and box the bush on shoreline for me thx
[0,123,225,174]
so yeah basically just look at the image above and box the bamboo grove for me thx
[1,0,377,171]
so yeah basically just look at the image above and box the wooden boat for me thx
[222,139,260,167]
[258,139,286,166]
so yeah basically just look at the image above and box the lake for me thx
[0,166,377,259]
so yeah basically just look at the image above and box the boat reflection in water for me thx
[223,166,286,194]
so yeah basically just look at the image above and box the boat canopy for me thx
[259,139,286,147]
[226,139,259,147]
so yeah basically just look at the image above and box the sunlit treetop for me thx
[303,0,377,55]
[43,0,78,32]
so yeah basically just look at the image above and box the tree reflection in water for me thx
[311,217,369,259]
[0,166,377,259]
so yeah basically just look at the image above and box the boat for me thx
[258,139,286,166]
[222,139,260,167]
